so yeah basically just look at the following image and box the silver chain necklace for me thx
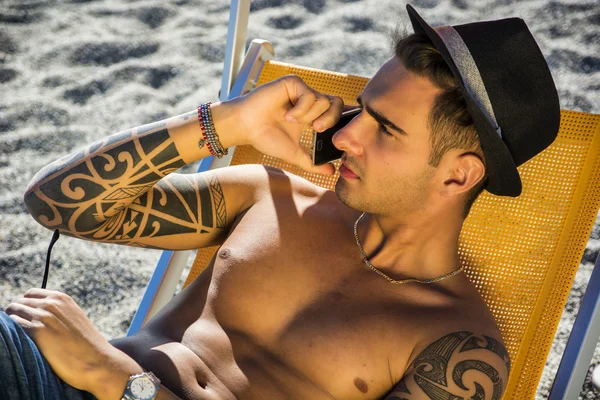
[354,212,464,284]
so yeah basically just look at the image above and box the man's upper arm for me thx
[64,163,275,250]
[384,331,511,400]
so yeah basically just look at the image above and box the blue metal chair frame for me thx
[549,253,600,399]
[127,1,600,398]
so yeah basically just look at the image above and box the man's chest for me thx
[201,199,426,397]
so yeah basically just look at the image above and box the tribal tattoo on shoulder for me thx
[24,121,227,247]
[387,332,511,400]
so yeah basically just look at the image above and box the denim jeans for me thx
[0,311,96,400]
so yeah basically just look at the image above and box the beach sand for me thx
[1,0,599,398]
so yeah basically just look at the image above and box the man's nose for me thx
[332,117,364,157]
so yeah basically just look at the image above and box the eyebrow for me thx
[356,95,408,136]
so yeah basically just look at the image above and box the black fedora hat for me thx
[406,4,560,197]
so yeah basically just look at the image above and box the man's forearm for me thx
[23,102,240,238]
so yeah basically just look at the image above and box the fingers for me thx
[312,161,336,176]
[246,75,342,175]
[290,147,336,176]
[5,302,46,330]
[5,289,71,327]
[6,297,55,320]
[23,288,56,299]
[282,76,344,132]
[268,134,335,175]
[7,313,36,330]
[5,298,70,339]
[285,90,330,127]
[312,96,344,132]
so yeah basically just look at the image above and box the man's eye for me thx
[379,124,394,137]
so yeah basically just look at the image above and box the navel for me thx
[354,377,369,393]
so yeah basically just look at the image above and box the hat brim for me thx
[406,4,522,197]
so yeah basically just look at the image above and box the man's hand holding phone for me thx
[311,107,361,165]
[226,74,344,175]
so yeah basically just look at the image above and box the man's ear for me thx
[441,152,485,196]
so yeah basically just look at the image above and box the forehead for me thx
[361,57,441,134]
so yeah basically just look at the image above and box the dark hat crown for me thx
[407,4,560,196]
[452,19,560,166]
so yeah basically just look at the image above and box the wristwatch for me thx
[121,371,160,400]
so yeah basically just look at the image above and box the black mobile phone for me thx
[311,108,361,165]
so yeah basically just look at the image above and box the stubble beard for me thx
[334,176,370,212]
[334,177,352,207]
[334,167,436,217]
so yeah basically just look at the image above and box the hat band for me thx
[434,26,502,138]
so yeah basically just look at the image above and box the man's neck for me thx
[354,211,464,283]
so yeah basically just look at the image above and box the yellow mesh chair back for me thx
[184,60,600,399]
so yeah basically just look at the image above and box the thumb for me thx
[264,133,335,176]
[290,148,336,176]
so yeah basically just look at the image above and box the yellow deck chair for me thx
[127,1,600,399]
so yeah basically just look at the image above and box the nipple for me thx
[218,248,231,259]
[354,377,369,393]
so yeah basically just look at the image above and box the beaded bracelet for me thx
[197,102,228,159]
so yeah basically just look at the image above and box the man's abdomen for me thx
[111,320,338,400]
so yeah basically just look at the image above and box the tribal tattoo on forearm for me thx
[387,331,511,400]
[24,120,226,247]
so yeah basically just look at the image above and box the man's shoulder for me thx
[218,164,333,208]
[385,294,510,399]
[239,164,335,202]
[413,286,507,362]
[389,330,510,400]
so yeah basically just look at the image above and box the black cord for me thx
[42,229,60,289]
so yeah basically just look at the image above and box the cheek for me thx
[367,138,428,179]
[379,148,420,175]
[371,156,406,191]
[376,151,431,190]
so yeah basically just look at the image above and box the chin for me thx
[334,179,351,205]
[334,180,365,211]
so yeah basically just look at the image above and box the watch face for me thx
[130,376,156,399]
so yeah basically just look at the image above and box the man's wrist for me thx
[210,98,248,148]
[121,371,161,400]
[88,347,145,400]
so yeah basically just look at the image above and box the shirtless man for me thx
[3,5,559,400]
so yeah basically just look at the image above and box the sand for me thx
[0,0,599,398]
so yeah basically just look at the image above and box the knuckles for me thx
[281,74,304,85]
[329,95,344,106]
[280,75,344,114]
[42,298,61,313]
[49,291,70,302]
[19,290,73,314]
[294,89,316,105]
[23,288,38,297]
[37,310,57,325]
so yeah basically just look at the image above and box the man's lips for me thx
[340,162,359,179]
